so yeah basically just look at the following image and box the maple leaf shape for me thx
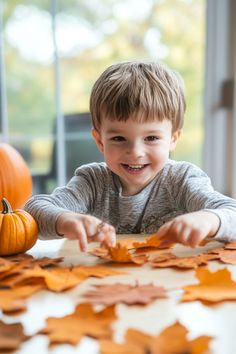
[151,252,217,269]
[0,257,15,274]
[224,242,236,250]
[133,234,174,249]
[108,244,147,264]
[71,265,126,278]
[1,266,87,292]
[0,284,43,314]
[117,238,137,250]
[90,244,147,264]
[82,283,166,305]
[39,303,116,346]
[0,320,29,351]
[206,247,236,265]
[182,268,236,303]
[100,321,212,354]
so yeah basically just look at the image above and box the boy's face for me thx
[92,118,180,196]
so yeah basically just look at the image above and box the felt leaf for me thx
[117,239,137,250]
[90,244,147,264]
[133,234,173,249]
[0,320,29,352]
[108,244,147,264]
[207,247,236,265]
[224,242,236,250]
[100,338,144,354]
[82,283,166,306]
[39,303,116,346]
[182,268,236,303]
[0,255,63,283]
[0,284,43,314]
[100,321,212,354]
[151,253,217,269]
[71,265,126,278]
[0,257,15,274]
[1,266,87,292]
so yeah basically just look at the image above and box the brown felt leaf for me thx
[39,303,116,346]
[100,321,212,354]
[182,267,236,303]
[151,252,217,269]
[0,320,29,352]
[82,283,166,306]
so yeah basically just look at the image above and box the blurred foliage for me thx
[2,0,205,171]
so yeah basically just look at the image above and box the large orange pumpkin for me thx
[0,198,38,256]
[0,143,33,209]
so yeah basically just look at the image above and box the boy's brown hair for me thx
[90,60,186,132]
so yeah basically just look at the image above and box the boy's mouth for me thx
[121,164,149,172]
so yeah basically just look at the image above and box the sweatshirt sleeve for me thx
[24,171,94,240]
[172,162,236,242]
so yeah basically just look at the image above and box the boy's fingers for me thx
[155,222,171,240]
[76,229,88,252]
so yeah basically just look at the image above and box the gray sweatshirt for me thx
[25,159,236,242]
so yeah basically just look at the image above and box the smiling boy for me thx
[25,60,236,251]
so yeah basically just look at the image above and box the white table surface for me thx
[1,235,236,354]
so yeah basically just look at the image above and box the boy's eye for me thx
[145,136,160,141]
[111,136,126,141]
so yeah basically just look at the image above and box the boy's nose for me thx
[125,142,144,158]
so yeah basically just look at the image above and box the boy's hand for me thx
[155,211,220,248]
[56,212,116,252]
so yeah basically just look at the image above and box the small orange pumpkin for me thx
[0,143,33,209]
[0,198,38,256]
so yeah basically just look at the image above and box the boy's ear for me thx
[91,129,104,153]
[170,129,181,151]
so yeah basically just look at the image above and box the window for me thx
[1,0,206,193]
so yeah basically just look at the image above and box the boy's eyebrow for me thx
[106,129,165,134]
[106,129,123,134]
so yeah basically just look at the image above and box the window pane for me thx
[3,1,55,177]
[4,0,205,193]
[58,0,205,167]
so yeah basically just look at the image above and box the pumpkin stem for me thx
[2,198,13,214]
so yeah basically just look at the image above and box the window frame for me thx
[203,0,236,197]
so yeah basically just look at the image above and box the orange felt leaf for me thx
[71,265,126,278]
[82,283,166,306]
[100,338,142,354]
[117,239,137,250]
[90,244,147,264]
[0,257,15,274]
[133,234,173,249]
[151,253,217,269]
[224,242,236,250]
[0,284,44,314]
[207,247,236,265]
[108,244,147,264]
[39,303,116,346]
[1,266,87,292]
[0,320,29,351]
[182,268,236,303]
[100,321,212,354]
